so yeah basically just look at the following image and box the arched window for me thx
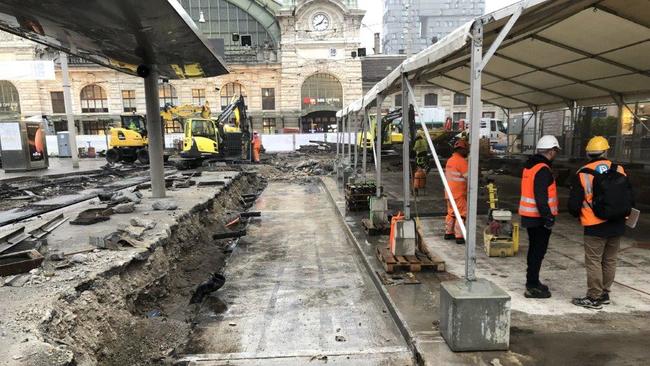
[300,73,342,112]
[159,83,178,108]
[424,93,438,106]
[80,84,108,113]
[220,82,247,110]
[0,81,20,113]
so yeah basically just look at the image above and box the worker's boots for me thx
[524,284,552,299]
[455,238,465,245]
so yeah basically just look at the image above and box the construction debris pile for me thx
[257,146,336,181]
[0,172,266,365]
[0,165,148,212]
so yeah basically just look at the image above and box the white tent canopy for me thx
[341,0,650,115]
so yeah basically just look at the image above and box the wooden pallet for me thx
[361,218,390,236]
[376,246,445,273]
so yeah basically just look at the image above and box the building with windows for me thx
[382,0,485,55]
[361,54,503,123]
[375,0,501,123]
[0,0,364,135]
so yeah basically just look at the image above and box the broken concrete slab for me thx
[120,225,146,240]
[70,207,113,225]
[130,218,156,230]
[3,273,30,287]
[88,232,135,250]
[113,202,136,214]
[152,201,178,211]
[69,254,88,264]
[47,251,65,261]
[110,190,143,205]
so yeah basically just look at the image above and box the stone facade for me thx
[0,0,364,134]
[277,0,364,129]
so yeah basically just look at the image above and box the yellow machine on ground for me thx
[107,96,249,167]
[483,181,519,257]
[177,96,250,167]
[357,108,458,157]
[106,114,163,164]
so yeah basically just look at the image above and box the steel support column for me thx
[615,100,625,161]
[345,114,352,162]
[343,115,348,163]
[466,22,483,281]
[362,109,368,178]
[401,74,411,220]
[376,94,384,198]
[350,115,359,175]
[60,52,79,169]
[336,117,340,159]
[144,67,165,198]
[532,109,538,148]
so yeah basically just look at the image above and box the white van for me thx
[463,118,508,151]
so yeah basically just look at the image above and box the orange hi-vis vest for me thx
[519,162,558,218]
[578,160,626,227]
[445,152,468,199]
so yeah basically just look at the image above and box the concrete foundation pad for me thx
[369,196,387,225]
[393,219,416,256]
[440,278,511,352]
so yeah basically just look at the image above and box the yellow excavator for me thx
[105,103,209,164]
[358,108,454,155]
[177,95,250,167]
[106,114,162,164]
[107,97,249,166]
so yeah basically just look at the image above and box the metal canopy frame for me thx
[338,0,650,282]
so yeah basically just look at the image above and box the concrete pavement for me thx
[181,182,414,365]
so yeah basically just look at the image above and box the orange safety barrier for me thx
[389,211,404,255]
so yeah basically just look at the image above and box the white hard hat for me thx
[536,135,561,150]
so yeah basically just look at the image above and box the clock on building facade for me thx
[312,12,330,31]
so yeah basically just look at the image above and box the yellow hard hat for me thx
[585,136,610,153]
[416,129,426,137]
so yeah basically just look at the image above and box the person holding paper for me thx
[568,136,634,310]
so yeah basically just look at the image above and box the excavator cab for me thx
[121,114,147,137]
[181,118,220,158]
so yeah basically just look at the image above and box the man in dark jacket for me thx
[568,136,630,309]
[519,136,560,298]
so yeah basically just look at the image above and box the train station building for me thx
[0,0,508,136]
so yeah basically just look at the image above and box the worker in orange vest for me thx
[519,135,560,299]
[252,131,262,163]
[568,136,633,309]
[444,139,469,244]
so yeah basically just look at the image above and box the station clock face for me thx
[312,12,330,31]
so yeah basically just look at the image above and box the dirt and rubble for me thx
[0,146,343,366]
[0,165,150,212]
[256,145,336,181]
[0,172,265,366]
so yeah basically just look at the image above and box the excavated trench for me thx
[39,173,266,366]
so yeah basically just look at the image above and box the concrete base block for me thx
[369,196,387,225]
[440,278,511,352]
[393,219,416,256]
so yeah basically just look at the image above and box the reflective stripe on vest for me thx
[519,162,558,218]
[446,170,466,183]
[578,161,625,226]
[445,153,468,199]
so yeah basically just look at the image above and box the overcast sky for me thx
[358,0,520,52]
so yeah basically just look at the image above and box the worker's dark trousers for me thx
[526,226,551,288]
